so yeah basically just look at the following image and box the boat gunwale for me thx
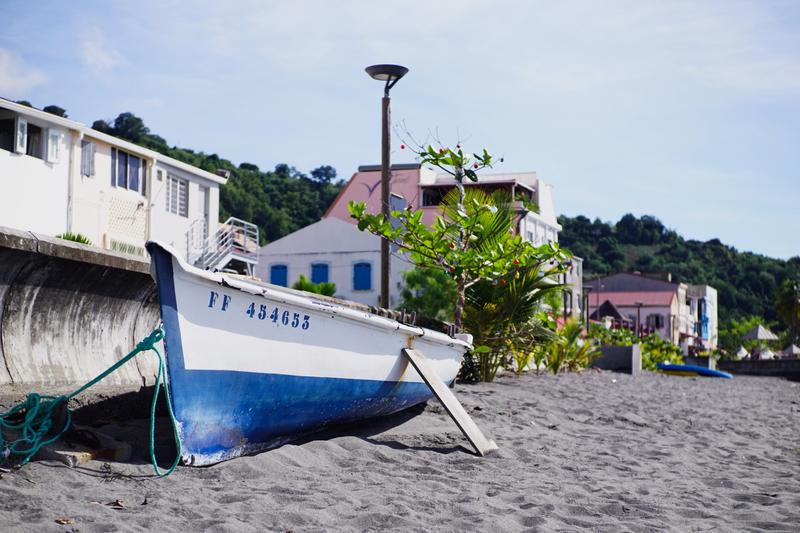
[145,240,473,351]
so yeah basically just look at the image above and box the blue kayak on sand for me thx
[657,363,733,379]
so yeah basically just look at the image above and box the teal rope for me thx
[0,327,182,476]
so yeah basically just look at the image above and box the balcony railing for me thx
[191,217,259,276]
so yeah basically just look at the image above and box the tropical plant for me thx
[506,316,555,376]
[398,267,457,322]
[461,264,565,382]
[350,145,571,333]
[56,232,93,246]
[543,319,599,374]
[292,274,336,297]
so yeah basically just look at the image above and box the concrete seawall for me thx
[718,358,800,382]
[0,226,160,388]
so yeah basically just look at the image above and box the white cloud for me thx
[0,48,47,93]
[80,29,125,72]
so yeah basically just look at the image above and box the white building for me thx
[258,163,582,313]
[256,217,409,305]
[0,98,256,271]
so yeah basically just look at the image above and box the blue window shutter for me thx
[311,263,329,284]
[270,265,288,287]
[111,148,116,186]
[353,262,371,291]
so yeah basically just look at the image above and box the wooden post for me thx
[402,348,498,456]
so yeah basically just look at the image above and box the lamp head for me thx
[365,64,409,95]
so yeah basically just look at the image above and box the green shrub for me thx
[398,267,457,322]
[56,232,93,246]
[292,274,336,297]
[589,325,683,371]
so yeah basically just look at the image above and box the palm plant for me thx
[545,319,599,374]
[463,261,566,382]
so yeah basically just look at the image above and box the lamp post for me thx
[365,64,409,309]
[583,286,593,328]
[635,301,644,338]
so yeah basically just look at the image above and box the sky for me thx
[1,0,798,259]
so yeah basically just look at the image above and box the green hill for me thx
[558,214,800,325]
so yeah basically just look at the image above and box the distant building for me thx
[0,98,257,273]
[258,163,582,313]
[585,272,718,353]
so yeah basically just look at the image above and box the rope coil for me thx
[0,326,182,476]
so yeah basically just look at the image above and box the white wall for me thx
[0,126,70,236]
[257,218,410,307]
[148,162,221,259]
[72,139,148,254]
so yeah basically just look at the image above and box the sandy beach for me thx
[1,371,798,532]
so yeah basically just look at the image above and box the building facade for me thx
[258,163,582,313]
[0,99,255,269]
[585,273,718,353]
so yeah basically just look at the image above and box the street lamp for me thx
[365,64,409,309]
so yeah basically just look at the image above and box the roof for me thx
[782,344,800,356]
[589,300,629,321]
[357,163,421,172]
[258,217,379,255]
[0,97,226,185]
[742,324,779,341]
[585,272,678,292]
[588,290,675,307]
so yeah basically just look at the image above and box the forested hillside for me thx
[90,111,344,244]
[558,214,800,324]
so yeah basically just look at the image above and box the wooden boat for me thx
[146,241,472,466]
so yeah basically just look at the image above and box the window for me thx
[129,156,140,192]
[270,264,288,287]
[646,314,664,329]
[165,174,189,217]
[46,129,62,163]
[80,140,95,176]
[389,194,406,240]
[421,187,448,207]
[14,117,27,154]
[111,148,146,194]
[389,193,406,213]
[25,123,43,159]
[353,262,372,291]
[311,263,329,284]
[0,119,14,152]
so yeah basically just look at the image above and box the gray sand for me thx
[1,371,798,532]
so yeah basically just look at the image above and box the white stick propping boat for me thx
[146,241,472,465]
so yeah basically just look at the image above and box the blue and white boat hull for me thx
[146,242,471,465]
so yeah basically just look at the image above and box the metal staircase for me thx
[188,217,260,276]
